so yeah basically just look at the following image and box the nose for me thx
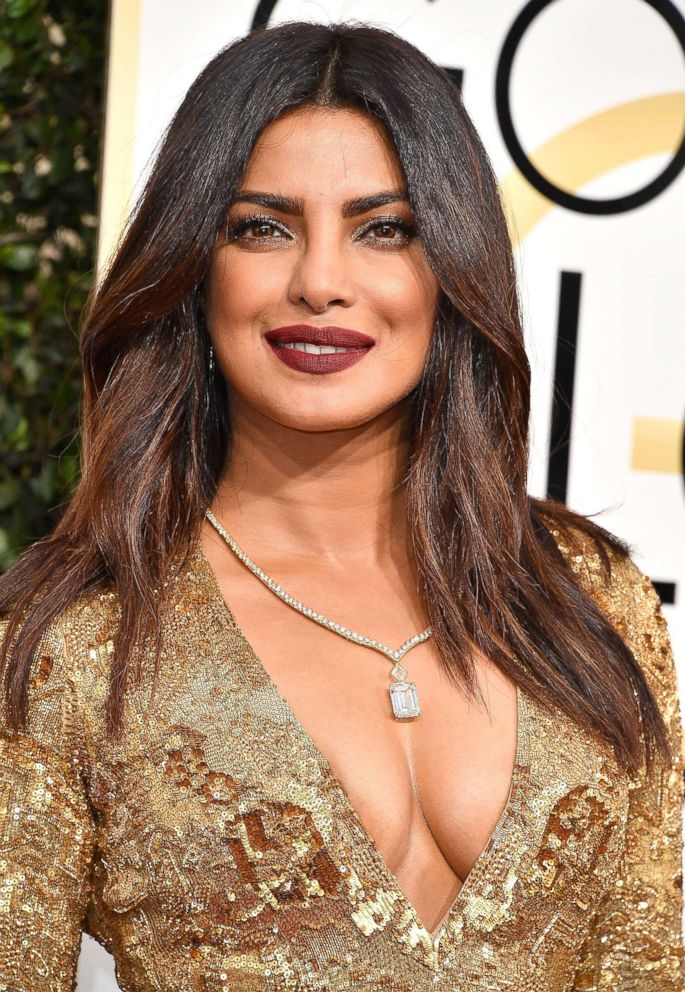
[287,226,354,313]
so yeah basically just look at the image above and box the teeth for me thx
[276,342,359,354]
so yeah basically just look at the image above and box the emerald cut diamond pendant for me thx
[389,681,421,719]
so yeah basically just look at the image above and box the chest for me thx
[200,531,520,895]
[81,555,631,981]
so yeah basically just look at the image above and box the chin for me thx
[268,404,382,433]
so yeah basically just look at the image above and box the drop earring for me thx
[209,344,215,373]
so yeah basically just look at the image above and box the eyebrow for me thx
[230,189,411,218]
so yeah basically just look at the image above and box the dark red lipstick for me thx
[264,325,375,375]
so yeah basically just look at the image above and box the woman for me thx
[0,19,682,992]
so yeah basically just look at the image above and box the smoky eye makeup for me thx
[225,213,288,242]
[224,212,417,247]
[357,215,417,245]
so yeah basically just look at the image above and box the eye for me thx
[225,212,416,247]
[226,214,289,243]
[358,215,416,247]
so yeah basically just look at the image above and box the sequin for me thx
[0,525,683,990]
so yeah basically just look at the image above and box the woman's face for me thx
[205,106,440,432]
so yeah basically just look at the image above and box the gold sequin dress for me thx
[1,526,683,991]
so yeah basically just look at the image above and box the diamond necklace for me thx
[204,508,432,719]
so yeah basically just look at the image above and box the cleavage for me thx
[233,610,518,932]
[200,530,519,933]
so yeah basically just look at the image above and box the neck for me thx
[209,395,415,568]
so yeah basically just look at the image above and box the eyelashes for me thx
[225,213,416,249]
[226,214,283,243]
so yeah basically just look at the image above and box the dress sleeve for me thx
[0,616,97,992]
[570,552,685,990]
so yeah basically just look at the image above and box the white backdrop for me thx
[84,2,685,987]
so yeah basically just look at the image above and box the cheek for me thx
[206,251,284,327]
[370,262,438,345]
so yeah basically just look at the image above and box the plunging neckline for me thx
[192,536,529,953]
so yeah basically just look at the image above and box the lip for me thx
[264,325,376,347]
[264,325,375,376]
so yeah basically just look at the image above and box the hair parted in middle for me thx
[0,20,670,778]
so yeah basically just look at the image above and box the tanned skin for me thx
[201,106,518,937]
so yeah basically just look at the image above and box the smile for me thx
[274,342,359,353]
[264,324,376,374]
[266,339,373,375]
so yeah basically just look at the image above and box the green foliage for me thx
[0,0,105,568]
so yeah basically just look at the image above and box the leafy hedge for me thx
[0,0,106,569]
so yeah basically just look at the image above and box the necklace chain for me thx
[205,509,433,663]
[204,509,430,719]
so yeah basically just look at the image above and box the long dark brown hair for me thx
[0,20,671,775]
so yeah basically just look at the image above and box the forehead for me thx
[239,107,406,194]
